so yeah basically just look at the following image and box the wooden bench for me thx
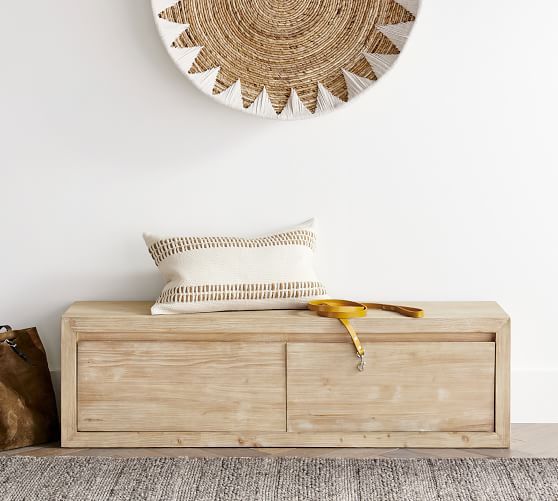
[61,301,510,448]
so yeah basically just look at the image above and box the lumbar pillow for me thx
[144,219,327,314]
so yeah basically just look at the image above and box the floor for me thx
[2,425,557,459]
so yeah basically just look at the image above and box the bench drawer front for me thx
[78,341,285,432]
[287,342,495,432]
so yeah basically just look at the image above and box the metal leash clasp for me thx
[356,353,366,372]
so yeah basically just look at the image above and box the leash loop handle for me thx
[308,300,424,371]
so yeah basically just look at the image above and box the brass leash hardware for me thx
[308,300,424,371]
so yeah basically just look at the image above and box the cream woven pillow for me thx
[144,220,327,314]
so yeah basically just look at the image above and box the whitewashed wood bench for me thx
[61,301,510,448]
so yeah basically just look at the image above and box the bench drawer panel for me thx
[287,342,495,432]
[78,341,285,432]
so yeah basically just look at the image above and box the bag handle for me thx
[0,325,14,341]
[308,300,424,371]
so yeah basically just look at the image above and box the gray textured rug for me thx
[1,456,557,500]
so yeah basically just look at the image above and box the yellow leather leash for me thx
[308,299,424,371]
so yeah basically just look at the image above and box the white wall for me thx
[1,0,557,422]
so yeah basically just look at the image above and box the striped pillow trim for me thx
[157,281,327,304]
[148,229,316,266]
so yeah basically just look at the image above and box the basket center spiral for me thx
[161,0,414,112]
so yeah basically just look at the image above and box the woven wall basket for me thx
[152,0,420,120]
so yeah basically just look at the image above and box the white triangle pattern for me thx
[169,46,202,74]
[247,87,277,118]
[187,67,220,95]
[363,53,398,78]
[215,80,244,110]
[152,3,418,119]
[315,83,344,114]
[279,89,312,120]
[342,69,374,100]
[156,18,189,47]
[376,22,414,51]
[393,0,419,16]
[151,0,179,16]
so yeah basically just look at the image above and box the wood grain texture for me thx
[61,301,511,448]
[287,342,495,433]
[76,331,495,344]
[495,320,511,446]
[77,341,286,432]
[60,318,77,446]
[4,424,556,458]
[63,301,509,335]
[59,430,505,448]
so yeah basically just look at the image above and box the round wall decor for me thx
[152,0,419,119]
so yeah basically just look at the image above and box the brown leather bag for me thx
[0,325,59,451]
